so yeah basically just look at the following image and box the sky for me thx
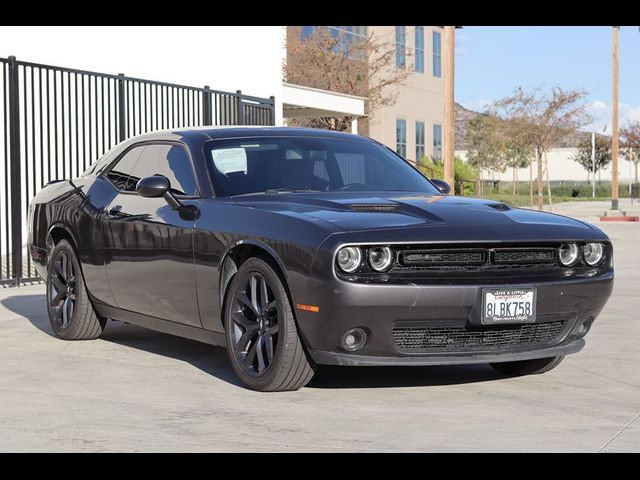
[455,26,640,133]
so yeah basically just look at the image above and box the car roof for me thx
[125,126,372,143]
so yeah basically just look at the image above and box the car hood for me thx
[231,192,605,241]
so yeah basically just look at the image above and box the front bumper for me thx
[295,271,613,366]
[310,338,585,366]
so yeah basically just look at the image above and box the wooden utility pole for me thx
[611,26,620,211]
[443,26,455,193]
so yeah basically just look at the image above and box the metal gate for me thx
[0,56,276,286]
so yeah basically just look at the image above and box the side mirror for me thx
[431,179,451,195]
[136,175,181,209]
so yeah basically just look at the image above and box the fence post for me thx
[235,90,244,125]
[202,85,211,125]
[269,96,276,126]
[8,56,22,286]
[117,74,126,142]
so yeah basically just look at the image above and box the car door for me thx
[101,142,202,327]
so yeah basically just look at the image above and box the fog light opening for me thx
[578,318,593,338]
[341,328,367,352]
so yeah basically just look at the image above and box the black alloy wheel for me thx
[230,272,280,377]
[48,249,77,329]
[224,257,314,391]
[46,239,105,340]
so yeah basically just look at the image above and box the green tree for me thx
[496,119,533,196]
[464,116,505,196]
[621,121,640,183]
[572,134,611,183]
[418,157,477,196]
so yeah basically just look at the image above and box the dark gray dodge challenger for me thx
[28,127,614,391]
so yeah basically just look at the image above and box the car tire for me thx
[46,239,105,340]
[224,257,315,391]
[490,356,565,376]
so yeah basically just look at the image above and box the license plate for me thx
[482,288,536,324]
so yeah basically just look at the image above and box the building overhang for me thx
[282,82,366,119]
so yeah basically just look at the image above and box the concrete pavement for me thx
[0,200,638,452]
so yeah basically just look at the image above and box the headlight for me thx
[337,246,362,273]
[558,243,579,266]
[368,246,394,272]
[583,243,605,266]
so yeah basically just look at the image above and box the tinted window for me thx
[416,121,425,161]
[131,144,198,196]
[433,124,443,161]
[206,137,439,197]
[396,119,407,158]
[106,146,145,191]
[415,26,424,73]
[395,26,406,67]
[433,30,442,78]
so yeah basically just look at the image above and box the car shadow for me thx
[1,293,243,388]
[309,364,503,389]
[2,293,507,390]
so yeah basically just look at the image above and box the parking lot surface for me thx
[1,200,638,452]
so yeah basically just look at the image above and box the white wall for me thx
[0,26,284,124]
[456,147,638,183]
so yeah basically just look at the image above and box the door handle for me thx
[106,205,122,217]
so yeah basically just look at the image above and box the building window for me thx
[396,26,406,68]
[415,121,425,162]
[415,27,424,73]
[433,30,442,78]
[328,26,366,42]
[396,119,407,158]
[302,26,367,57]
[433,123,443,161]
[301,26,315,41]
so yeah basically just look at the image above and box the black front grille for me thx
[398,247,558,270]
[393,319,569,353]
[402,249,485,266]
[493,249,556,265]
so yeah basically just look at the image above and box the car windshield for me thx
[205,136,440,197]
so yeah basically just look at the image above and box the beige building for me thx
[367,26,445,164]
[285,26,445,163]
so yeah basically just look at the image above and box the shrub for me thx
[417,157,477,196]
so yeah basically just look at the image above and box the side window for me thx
[131,144,198,196]
[106,146,146,191]
[335,153,366,185]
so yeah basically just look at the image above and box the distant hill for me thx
[454,102,602,150]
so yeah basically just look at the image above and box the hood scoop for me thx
[349,203,399,213]
[487,202,511,211]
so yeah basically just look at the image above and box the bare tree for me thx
[572,133,611,183]
[284,27,412,132]
[621,121,640,183]
[493,86,590,210]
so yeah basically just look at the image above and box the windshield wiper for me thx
[265,188,322,194]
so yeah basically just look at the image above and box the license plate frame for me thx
[481,288,537,324]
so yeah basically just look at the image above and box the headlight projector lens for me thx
[558,243,580,266]
[368,246,393,272]
[583,243,605,266]
[337,246,362,273]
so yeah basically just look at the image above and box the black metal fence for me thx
[0,56,276,286]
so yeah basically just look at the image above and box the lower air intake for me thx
[393,319,569,353]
